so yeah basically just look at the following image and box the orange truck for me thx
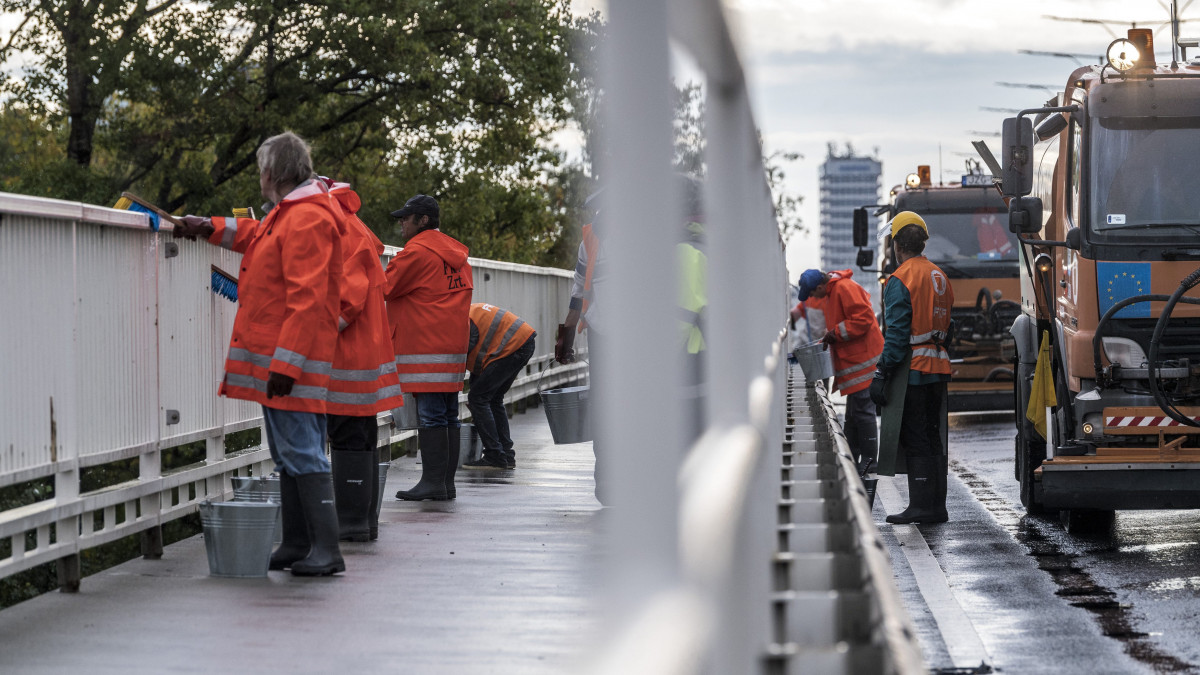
[854,165,1021,412]
[986,22,1200,527]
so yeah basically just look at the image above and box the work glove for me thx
[174,215,215,241]
[821,330,836,345]
[869,372,889,408]
[265,372,296,399]
[554,324,576,364]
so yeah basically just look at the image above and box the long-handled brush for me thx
[112,192,183,232]
[211,265,239,302]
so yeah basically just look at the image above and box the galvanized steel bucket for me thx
[199,500,280,578]
[230,475,282,544]
[458,424,483,466]
[540,385,592,444]
[390,393,419,430]
[793,341,834,381]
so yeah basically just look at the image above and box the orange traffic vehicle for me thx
[987,23,1200,527]
[855,164,1021,412]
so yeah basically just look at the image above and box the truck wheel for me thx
[1014,362,1049,514]
[1060,508,1115,534]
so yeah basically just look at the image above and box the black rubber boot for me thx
[445,426,459,500]
[332,449,374,542]
[370,462,388,541]
[290,473,346,576]
[885,456,947,524]
[463,452,509,470]
[269,471,309,570]
[395,427,449,501]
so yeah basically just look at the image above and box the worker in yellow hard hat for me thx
[872,211,955,524]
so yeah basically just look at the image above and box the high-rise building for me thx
[819,144,882,306]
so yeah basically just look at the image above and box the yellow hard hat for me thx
[889,211,928,238]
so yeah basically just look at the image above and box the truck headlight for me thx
[1102,337,1147,369]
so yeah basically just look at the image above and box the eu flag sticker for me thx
[1097,262,1152,318]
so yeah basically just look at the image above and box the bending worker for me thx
[461,303,537,470]
[870,211,954,525]
[794,267,883,479]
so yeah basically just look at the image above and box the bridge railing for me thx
[587,1,925,673]
[0,193,583,587]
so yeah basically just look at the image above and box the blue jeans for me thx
[468,336,536,456]
[262,405,330,475]
[414,392,461,428]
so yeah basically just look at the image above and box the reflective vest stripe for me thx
[835,354,880,378]
[487,319,527,363]
[911,329,948,344]
[224,373,329,400]
[330,361,398,383]
[397,372,465,384]
[326,384,404,406]
[219,217,238,249]
[837,322,849,341]
[913,346,950,361]
[394,353,467,365]
[474,309,509,371]
[230,347,333,377]
[838,371,876,390]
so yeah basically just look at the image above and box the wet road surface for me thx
[879,413,1200,674]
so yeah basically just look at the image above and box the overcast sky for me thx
[727,0,1196,277]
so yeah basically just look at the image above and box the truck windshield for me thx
[1091,116,1200,236]
[917,209,1019,270]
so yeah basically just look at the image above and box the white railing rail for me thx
[589,1,924,673]
[0,192,583,585]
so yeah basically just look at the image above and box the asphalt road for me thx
[878,413,1200,675]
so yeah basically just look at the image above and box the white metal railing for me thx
[0,192,584,585]
[588,1,924,673]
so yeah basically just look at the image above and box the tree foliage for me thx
[0,0,592,265]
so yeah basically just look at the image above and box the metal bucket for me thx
[540,385,592,444]
[793,341,834,381]
[199,500,280,578]
[390,393,419,430]
[375,462,389,522]
[230,475,282,544]
[458,424,483,466]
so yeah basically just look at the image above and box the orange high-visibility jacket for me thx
[384,229,473,393]
[466,303,536,374]
[325,184,404,416]
[206,181,343,413]
[888,256,954,375]
[801,269,884,395]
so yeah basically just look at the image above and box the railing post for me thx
[596,0,686,650]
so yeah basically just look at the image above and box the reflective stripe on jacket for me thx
[801,269,883,394]
[887,256,954,375]
[466,303,536,373]
[325,185,404,415]
[384,229,473,393]
[206,181,343,413]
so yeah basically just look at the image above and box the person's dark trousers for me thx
[586,329,606,505]
[467,335,536,468]
[886,381,949,524]
[327,414,378,542]
[395,392,459,501]
[843,389,879,474]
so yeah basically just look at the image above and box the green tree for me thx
[1,0,583,264]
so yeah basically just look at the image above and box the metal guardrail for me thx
[587,0,927,672]
[0,191,584,587]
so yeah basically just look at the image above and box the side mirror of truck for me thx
[853,208,869,247]
[856,248,875,269]
[1065,228,1081,250]
[1009,195,1043,233]
[1001,117,1035,197]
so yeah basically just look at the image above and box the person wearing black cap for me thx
[384,194,474,501]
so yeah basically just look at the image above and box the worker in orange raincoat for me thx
[175,131,346,577]
[323,179,404,542]
[795,268,884,481]
[385,194,473,502]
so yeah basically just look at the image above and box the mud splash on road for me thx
[953,461,1196,673]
